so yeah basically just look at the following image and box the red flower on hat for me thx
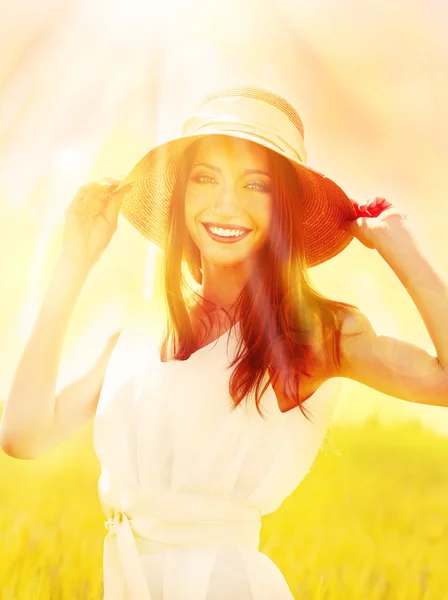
[345,197,409,249]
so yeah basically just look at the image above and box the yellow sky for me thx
[1,0,448,434]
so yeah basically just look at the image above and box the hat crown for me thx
[196,85,305,141]
[181,85,308,164]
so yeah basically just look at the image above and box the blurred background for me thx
[2,1,448,598]
[1,0,447,432]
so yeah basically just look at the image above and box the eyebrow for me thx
[193,162,271,178]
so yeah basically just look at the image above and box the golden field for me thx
[1,416,448,599]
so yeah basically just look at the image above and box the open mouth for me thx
[202,223,251,243]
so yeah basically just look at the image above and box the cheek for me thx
[255,198,272,231]
[184,186,204,217]
[184,188,203,238]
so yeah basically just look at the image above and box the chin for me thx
[202,250,250,266]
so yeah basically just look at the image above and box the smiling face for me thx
[184,135,273,268]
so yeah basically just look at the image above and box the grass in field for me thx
[1,416,448,599]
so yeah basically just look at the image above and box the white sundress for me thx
[93,320,342,599]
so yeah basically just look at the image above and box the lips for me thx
[202,222,251,243]
[201,222,252,233]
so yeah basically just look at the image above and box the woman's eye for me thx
[192,174,215,184]
[191,175,270,192]
[246,182,270,193]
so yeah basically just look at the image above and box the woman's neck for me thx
[191,285,238,314]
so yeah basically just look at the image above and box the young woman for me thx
[2,86,448,599]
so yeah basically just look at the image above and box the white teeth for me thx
[209,226,245,237]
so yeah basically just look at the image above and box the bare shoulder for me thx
[280,309,334,386]
[310,307,366,379]
[270,311,335,411]
[330,308,371,377]
[339,309,367,335]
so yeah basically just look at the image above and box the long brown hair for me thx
[159,135,360,421]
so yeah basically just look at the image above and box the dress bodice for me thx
[93,321,342,599]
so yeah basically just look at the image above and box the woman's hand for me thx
[344,197,409,249]
[62,177,128,272]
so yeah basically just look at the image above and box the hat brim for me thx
[113,131,357,268]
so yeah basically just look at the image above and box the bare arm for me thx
[336,223,448,407]
[33,328,123,458]
[337,310,448,406]
[0,256,91,458]
[0,178,127,459]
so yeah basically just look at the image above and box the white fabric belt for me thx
[102,489,262,600]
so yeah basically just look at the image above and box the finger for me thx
[80,179,110,191]
[103,177,122,185]
[108,182,133,200]
[81,188,113,210]
[102,179,121,193]
[72,183,96,199]
[71,182,109,206]
[69,186,95,212]
[78,179,117,194]
[86,178,121,198]
[71,183,111,214]
[102,183,132,228]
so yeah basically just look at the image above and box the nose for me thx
[213,186,241,216]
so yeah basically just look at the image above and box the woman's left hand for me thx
[344,197,409,249]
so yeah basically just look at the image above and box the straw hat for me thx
[112,85,358,267]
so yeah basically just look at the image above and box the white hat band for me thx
[181,96,308,164]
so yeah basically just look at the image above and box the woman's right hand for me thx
[62,177,129,272]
